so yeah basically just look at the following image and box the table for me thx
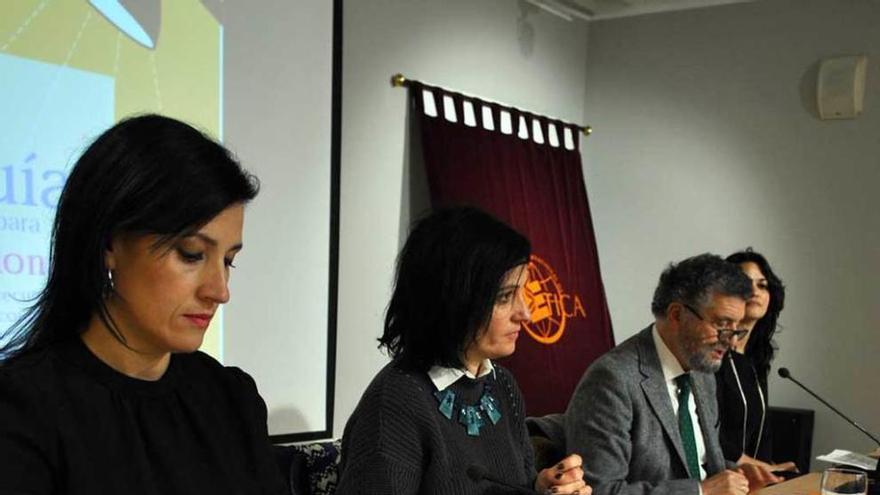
[753,472,821,495]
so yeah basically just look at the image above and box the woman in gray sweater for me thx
[337,206,588,494]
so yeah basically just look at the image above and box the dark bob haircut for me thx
[726,248,785,377]
[1,114,259,361]
[651,253,752,317]
[379,206,531,371]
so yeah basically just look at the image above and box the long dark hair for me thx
[379,206,531,372]
[1,114,259,362]
[726,248,785,379]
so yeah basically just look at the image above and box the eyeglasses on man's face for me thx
[680,303,749,342]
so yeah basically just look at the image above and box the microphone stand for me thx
[779,368,880,447]
[779,367,880,490]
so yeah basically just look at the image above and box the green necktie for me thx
[675,373,701,480]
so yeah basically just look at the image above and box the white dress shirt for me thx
[652,325,708,481]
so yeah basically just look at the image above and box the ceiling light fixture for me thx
[524,0,594,21]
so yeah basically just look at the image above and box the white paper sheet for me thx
[816,449,879,471]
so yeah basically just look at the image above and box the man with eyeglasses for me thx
[564,254,781,495]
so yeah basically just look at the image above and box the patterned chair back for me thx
[274,440,341,495]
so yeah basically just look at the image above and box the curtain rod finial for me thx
[582,126,593,137]
[391,73,407,87]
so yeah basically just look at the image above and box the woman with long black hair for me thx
[715,249,796,472]
[0,115,285,494]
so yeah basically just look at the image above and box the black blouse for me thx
[715,350,772,463]
[0,338,286,495]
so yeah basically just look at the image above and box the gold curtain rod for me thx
[390,73,592,137]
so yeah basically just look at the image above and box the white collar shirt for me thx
[652,325,708,481]
[427,359,495,391]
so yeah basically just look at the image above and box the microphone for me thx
[778,367,880,447]
[466,465,534,494]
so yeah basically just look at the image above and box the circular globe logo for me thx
[522,254,588,345]
[523,255,568,344]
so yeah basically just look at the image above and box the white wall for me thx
[583,0,880,460]
[336,0,590,435]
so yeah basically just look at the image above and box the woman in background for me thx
[0,115,286,494]
[716,249,796,472]
[337,207,588,494]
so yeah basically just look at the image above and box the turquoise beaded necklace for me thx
[433,383,502,436]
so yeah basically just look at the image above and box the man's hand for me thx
[700,469,750,495]
[535,454,591,495]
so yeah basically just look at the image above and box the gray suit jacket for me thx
[564,326,732,495]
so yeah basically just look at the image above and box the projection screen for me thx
[0,0,339,441]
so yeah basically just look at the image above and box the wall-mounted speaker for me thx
[817,55,868,120]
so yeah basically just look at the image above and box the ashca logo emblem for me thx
[523,254,587,345]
